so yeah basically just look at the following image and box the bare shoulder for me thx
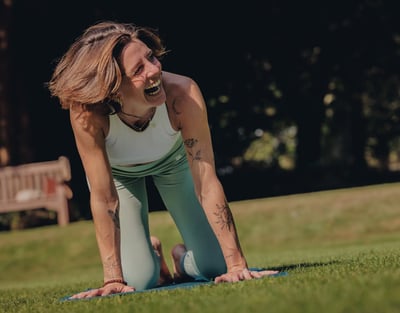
[69,104,108,137]
[162,71,205,114]
[162,71,196,91]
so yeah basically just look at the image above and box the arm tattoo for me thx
[107,207,120,229]
[184,138,202,161]
[214,200,234,232]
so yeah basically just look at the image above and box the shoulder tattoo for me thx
[184,138,201,161]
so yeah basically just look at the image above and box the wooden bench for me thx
[0,156,72,226]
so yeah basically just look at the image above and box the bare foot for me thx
[171,243,194,283]
[151,236,173,286]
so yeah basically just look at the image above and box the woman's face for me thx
[118,39,166,108]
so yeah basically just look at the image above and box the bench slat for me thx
[0,156,72,226]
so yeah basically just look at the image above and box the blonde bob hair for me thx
[48,21,167,110]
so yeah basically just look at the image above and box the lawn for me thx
[0,182,399,313]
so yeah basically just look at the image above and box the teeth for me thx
[147,79,160,90]
[145,79,161,95]
[147,90,158,96]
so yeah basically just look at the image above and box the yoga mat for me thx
[60,269,288,302]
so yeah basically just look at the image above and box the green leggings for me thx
[111,137,226,290]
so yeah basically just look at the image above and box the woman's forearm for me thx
[199,181,248,272]
[91,197,124,282]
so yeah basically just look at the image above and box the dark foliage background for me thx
[1,0,400,223]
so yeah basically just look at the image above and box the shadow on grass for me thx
[270,260,340,272]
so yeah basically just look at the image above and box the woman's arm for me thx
[68,107,134,298]
[173,77,249,277]
[173,77,278,282]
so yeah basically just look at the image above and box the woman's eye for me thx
[133,65,144,76]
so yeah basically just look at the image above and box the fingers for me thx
[214,269,280,284]
[241,269,253,280]
[258,270,280,277]
[121,285,136,293]
[214,270,246,283]
[69,288,102,299]
[69,285,135,299]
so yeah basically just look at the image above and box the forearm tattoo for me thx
[107,207,120,229]
[104,208,121,278]
[214,200,234,232]
[184,138,201,161]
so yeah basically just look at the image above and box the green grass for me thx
[0,182,399,313]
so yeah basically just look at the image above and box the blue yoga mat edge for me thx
[60,269,288,302]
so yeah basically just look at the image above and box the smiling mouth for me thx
[145,79,161,96]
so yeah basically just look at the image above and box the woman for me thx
[48,20,277,299]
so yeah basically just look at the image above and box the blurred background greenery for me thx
[1,0,400,229]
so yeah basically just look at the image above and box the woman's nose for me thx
[145,59,161,78]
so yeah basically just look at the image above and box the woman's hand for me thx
[214,268,279,283]
[69,282,135,299]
